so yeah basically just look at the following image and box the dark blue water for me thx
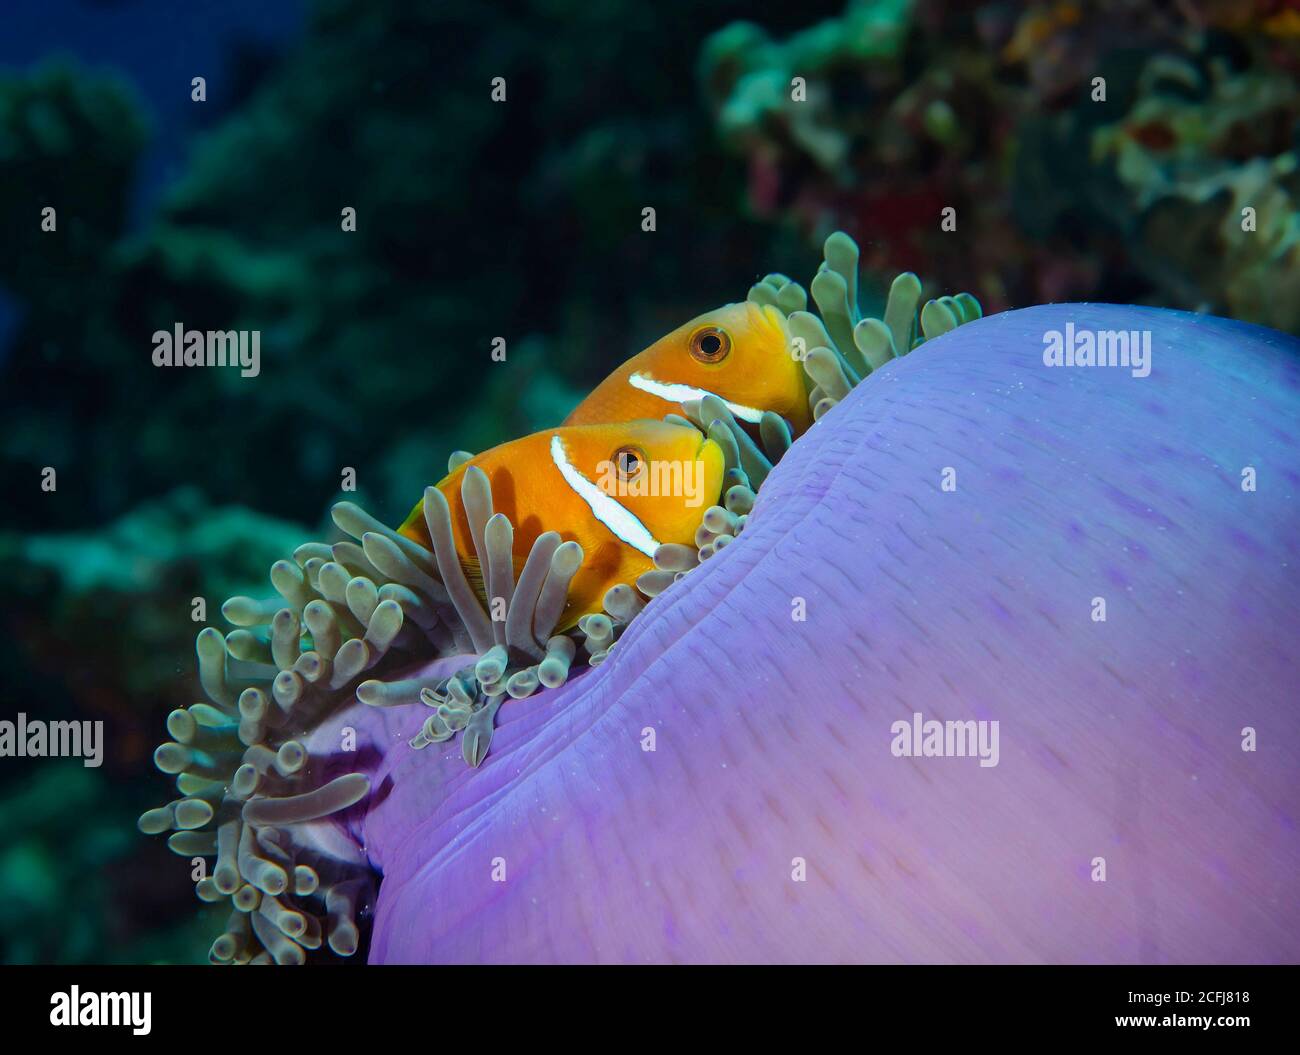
[0,0,306,360]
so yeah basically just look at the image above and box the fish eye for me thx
[612,445,646,481]
[689,326,731,364]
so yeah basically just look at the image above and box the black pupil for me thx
[620,450,639,474]
[700,334,721,356]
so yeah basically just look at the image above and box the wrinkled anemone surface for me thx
[337,304,1299,963]
[142,230,985,964]
[140,228,1295,962]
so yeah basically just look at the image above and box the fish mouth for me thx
[628,372,766,424]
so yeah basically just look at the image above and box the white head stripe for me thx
[627,372,764,424]
[550,435,661,559]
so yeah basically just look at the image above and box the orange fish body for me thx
[400,420,724,627]
[564,301,811,435]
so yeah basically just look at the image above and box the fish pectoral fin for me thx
[459,556,486,604]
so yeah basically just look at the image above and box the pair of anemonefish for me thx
[399,300,805,627]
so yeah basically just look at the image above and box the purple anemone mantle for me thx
[319,303,1300,963]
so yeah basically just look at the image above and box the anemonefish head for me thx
[563,301,811,435]
[547,419,725,557]
[398,421,723,624]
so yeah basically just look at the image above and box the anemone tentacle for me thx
[143,230,983,963]
[355,303,1300,965]
[139,615,378,964]
[747,231,983,427]
[142,423,730,961]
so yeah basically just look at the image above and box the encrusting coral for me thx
[1090,52,1300,331]
[700,1,1300,332]
[140,231,980,963]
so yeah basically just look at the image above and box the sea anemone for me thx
[141,232,1298,964]
[137,230,983,963]
[349,302,1300,962]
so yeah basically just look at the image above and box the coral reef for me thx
[700,0,1300,328]
[1090,52,1300,330]
[701,0,1019,303]
[4,0,1296,968]
[0,490,312,962]
[0,1,821,535]
[0,489,308,737]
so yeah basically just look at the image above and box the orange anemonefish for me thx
[563,301,812,435]
[399,420,724,626]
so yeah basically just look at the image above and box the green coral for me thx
[0,489,314,963]
[0,61,147,305]
[0,763,223,964]
[700,0,1300,331]
[701,0,915,176]
[1091,55,1300,330]
[0,487,309,716]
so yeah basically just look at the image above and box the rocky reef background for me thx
[0,0,1296,963]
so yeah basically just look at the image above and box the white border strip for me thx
[628,372,764,424]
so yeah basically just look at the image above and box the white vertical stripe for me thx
[550,435,661,559]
